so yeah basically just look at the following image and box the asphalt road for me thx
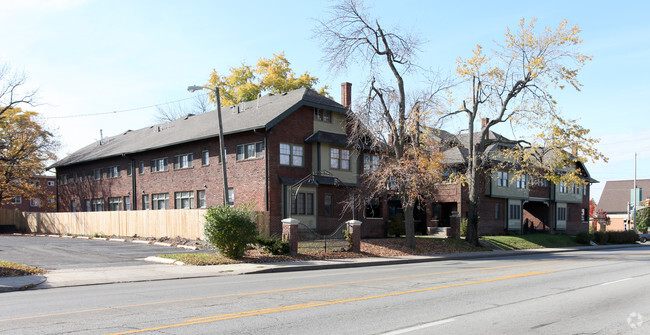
[1,247,650,334]
[0,236,200,269]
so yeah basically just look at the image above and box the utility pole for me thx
[633,152,637,231]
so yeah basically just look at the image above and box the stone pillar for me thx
[447,211,461,239]
[282,218,300,255]
[427,218,440,235]
[346,220,362,252]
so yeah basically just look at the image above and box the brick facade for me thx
[2,176,56,212]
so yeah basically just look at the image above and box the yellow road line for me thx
[0,260,563,323]
[108,271,553,335]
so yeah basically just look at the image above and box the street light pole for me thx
[188,85,229,206]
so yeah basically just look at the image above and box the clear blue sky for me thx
[1,0,649,202]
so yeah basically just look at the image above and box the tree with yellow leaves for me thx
[448,19,607,246]
[207,52,329,106]
[0,107,58,204]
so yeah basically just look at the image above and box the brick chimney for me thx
[341,82,352,108]
[481,118,489,128]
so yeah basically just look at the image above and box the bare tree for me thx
[317,0,451,249]
[0,63,37,117]
[154,93,213,123]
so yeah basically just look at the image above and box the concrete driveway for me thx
[0,235,201,270]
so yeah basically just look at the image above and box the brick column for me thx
[282,218,300,255]
[447,211,461,239]
[345,220,362,252]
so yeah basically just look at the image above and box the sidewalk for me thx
[1,244,647,293]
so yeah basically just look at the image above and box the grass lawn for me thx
[481,234,580,250]
[0,260,45,277]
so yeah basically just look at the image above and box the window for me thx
[202,150,210,166]
[124,196,131,210]
[127,164,132,176]
[314,108,332,122]
[280,143,303,166]
[73,173,78,183]
[236,142,263,161]
[48,198,55,204]
[538,178,548,187]
[495,203,501,219]
[47,180,55,187]
[142,194,150,210]
[559,182,569,193]
[107,166,120,178]
[557,207,567,221]
[59,175,68,185]
[108,197,122,211]
[497,171,508,187]
[71,200,77,213]
[139,161,145,174]
[150,158,169,172]
[30,199,41,207]
[365,197,382,218]
[227,188,234,206]
[93,168,102,181]
[11,196,22,204]
[174,153,194,169]
[583,185,588,196]
[91,198,105,212]
[582,208,589,222]
[330,148,350,170]
[197,190,206,208]
[175,191,195,209]
[515,175,527,189]
[364,154,379,172]
[152,193,169,210]
[509,204,521,220]
[291,192,314,215]
[84,199,91,212]
[324,194,334,216]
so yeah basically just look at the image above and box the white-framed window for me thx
[291,192,314,215]
[173,153,194,169]
[30,199,41,207]
[364,154,379,172]
[91,198,104,212]
[152,193,169,210]
[11,196,22,204]
[174,191,195,209]
[497,171,508,187]
[559,182,569,193]
[59,174,68,185]
[47,180,55,187]
[227,188,234,206]
[151,158,169,172]
[280,143,303,166]
[139,161,145,174]
[124,196,131,210]
[237,142,263,161]
[583,184,588,196]
[314,108,332,122]
[330,148,350,170]
[201,150,210,166]
[108,197,122,211]
[197,190,206,208]
[93,168,102,181]
[515,175,527,189]
[142,194,150,210]
[107,166,120,178]
[127,164,132,176]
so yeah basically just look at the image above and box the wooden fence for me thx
[0,208,27,228]
[20,209,270,240]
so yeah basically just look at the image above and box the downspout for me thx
[131,158,137,210]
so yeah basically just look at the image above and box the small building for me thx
[597,179,650,231]
[1,175,57,212]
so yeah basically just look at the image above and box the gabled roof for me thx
[53,88,346,168]
[598,179,650,214]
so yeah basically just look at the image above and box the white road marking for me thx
[600,278,633,286]
[381,318,456,335]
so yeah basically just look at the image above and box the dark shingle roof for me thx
[598,179,650,214]
[53,88,346,168]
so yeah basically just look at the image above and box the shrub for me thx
[575,231,591,245]
[204,204,258,259]
[593,231,608,244]
[256,235,290,255]
[636,208,650,233]
[460,218,468,237]
[607,231,639,244]
[386,213,405,237]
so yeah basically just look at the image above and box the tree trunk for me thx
[465,168,481,246]
[403,203,416,249]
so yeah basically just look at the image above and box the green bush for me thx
[386,213,405,237]
[256,235,290,255]
[575,231,591,245]
[606,231,639,244]
[593,231,608,244]
[204,204,258,259]
[460,218,468,237]
[636,208,650,233]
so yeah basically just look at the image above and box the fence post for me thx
[345,220,362,252]
[281,218,300,255]
[447,211,461,238]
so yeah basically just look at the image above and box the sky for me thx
[1,0,649,203]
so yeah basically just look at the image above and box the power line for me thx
[44,94,209,120]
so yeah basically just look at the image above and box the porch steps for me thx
[427,227,449,238]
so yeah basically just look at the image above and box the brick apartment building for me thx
[2,175,57,212]
[53,83,595,237]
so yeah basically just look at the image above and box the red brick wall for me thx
[1,176,56,212]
